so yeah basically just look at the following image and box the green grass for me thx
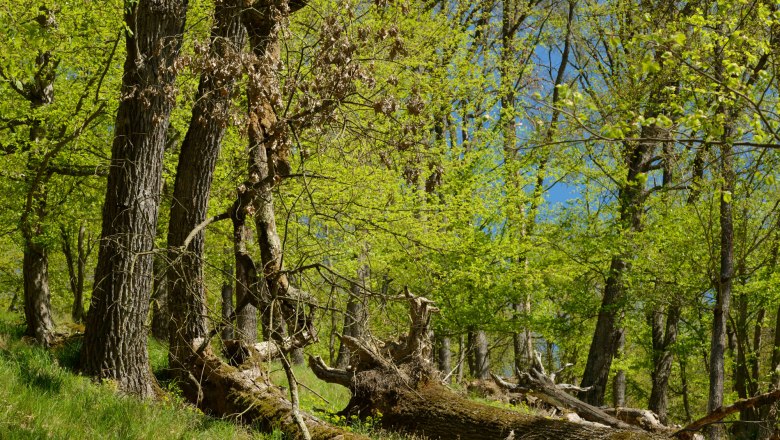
[0,312,263,440]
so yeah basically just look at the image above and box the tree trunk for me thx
[20,9,58,346]
[579,124,657,406]
[474,329,490,380]
[23,244,54,345]
[336,262,368,369]
[81,0,188,398]
[221,276,235,341]
[166,0,245,373]
[61,224,87,323]
[648,305,680,424]
[233,223,259,343]
[311,292,660,440]
[150,255,169,341]
[612,327,626,408]
[437,335,451,382]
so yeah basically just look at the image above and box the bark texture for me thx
[167,0,246,373]
[81,0,187,397]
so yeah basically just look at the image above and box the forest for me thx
[1,0,779,438]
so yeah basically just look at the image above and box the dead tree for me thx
[310,289,662,440]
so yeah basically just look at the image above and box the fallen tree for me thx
[673,388,780,440]
[491,352,671,434]
[310,289,663,440]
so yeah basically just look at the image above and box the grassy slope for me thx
[0,311,263,440]
[0,310,417,439]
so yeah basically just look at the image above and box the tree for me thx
[81,0,188,397]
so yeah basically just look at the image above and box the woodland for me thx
[1,0,780,439]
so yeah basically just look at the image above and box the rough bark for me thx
[311,291,660,440]
[167,0,246,373]
[81,0,188,397]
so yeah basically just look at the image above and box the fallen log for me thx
[310,288,663,440]
[673,389,780,440]
[491,353,640,432]
[172,339,364,440]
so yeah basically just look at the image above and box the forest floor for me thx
[0,310,427,439]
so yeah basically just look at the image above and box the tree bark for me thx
[648,305,679,424]
[474,329,491,380]
[61,223,87,323]
[81,0,188,398]
[23,243,54,345]
[167,0,246,373]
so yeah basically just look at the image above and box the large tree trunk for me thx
[81,0,188,398]
[311,291,661,440]
[161,3,353,438]
[167,0,246,373]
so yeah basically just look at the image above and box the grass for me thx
[0,311,263,440]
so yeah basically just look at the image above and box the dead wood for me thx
[673,388,780,440]
[172,339,365,440]
[310,288,663,440]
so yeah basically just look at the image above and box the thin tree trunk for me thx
[708,143,734,440]
[579,125,658,406]
[457,333,465,383]
[336,261,368,369]
[474,329,490,380]
[438,335,452,382]
[221,271,235,341]
[61,223,87,323]
[612,327,626,408]
[150,255,169,341]
[81,0,188,397]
